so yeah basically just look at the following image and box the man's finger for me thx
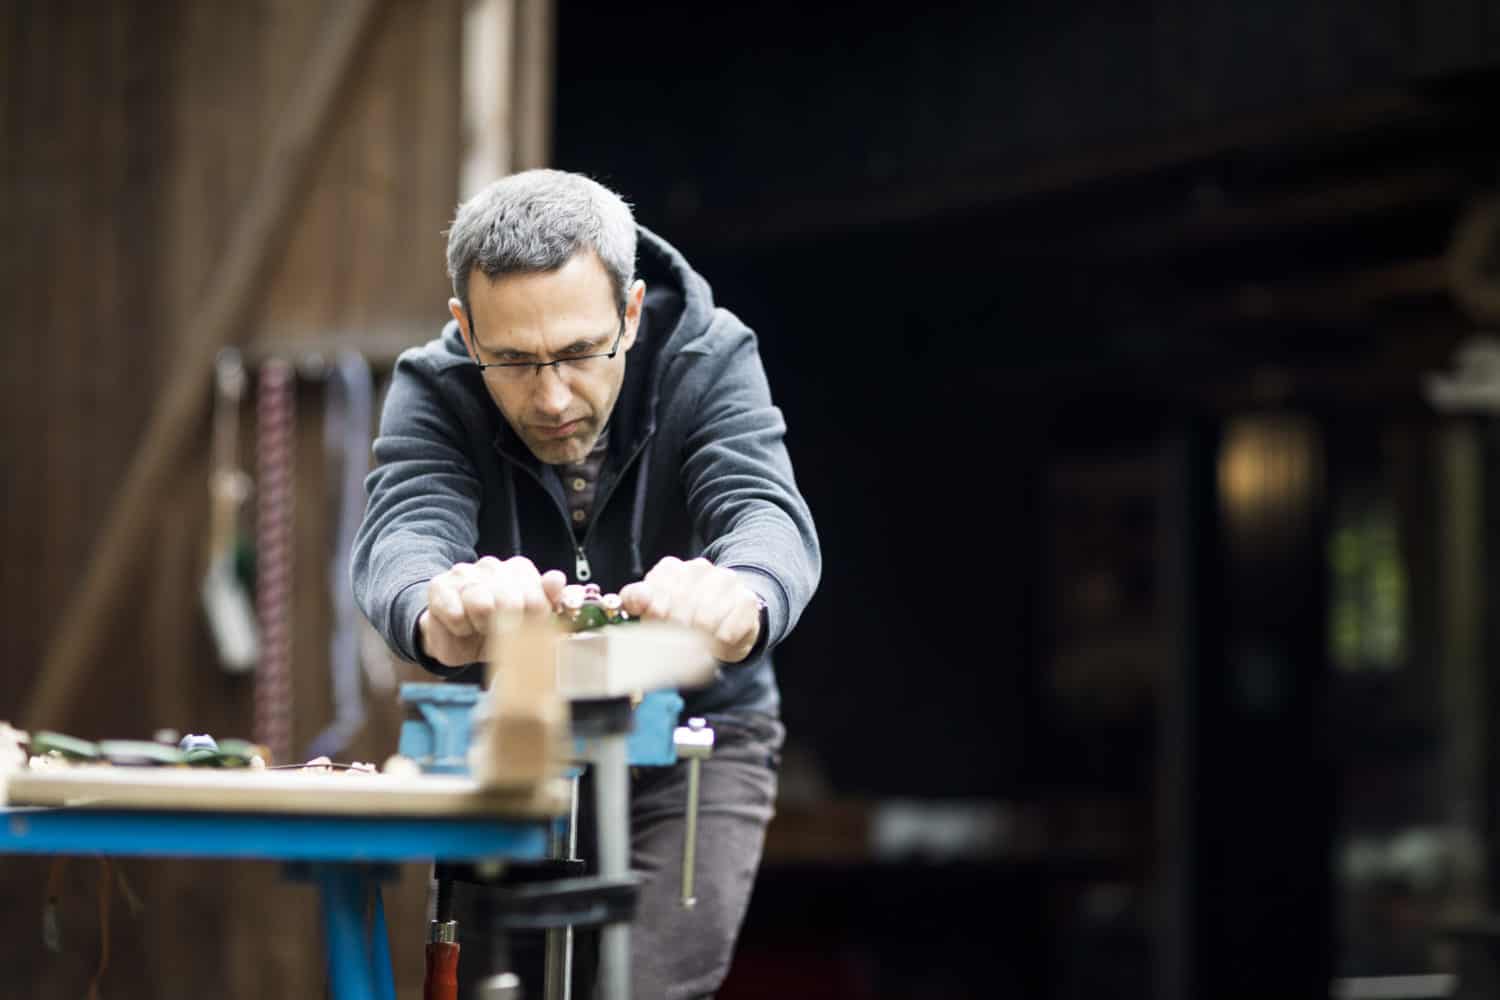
[488,576,528,616]
[619,581,652,617]
[647,555,684,579]
[504,555,541,581]
[684,586,724,636]
[427,576,475,635]
[450,561,483,585]
[643,589,674,623]
[540,570,568,607]
[521,581,551,615]
[690,570,738,635]
[623,580,674,621]
[714,596,760,660]
[647,585,675,623]
[419,611,486,666]
[460,580,497,634]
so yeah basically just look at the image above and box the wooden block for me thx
[554,622,718,699]
[471,613,567,788]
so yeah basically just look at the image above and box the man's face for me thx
[452,251,643,465]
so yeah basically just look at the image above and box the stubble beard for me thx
[529,421,595,465]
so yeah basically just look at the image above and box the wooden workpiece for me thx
[473,613,569,788]
[4,766,568,819]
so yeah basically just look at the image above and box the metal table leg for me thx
[312,864,396,1000]
[594,733,631,1000]
[370,883,395,1000]
[544,772,582,1000]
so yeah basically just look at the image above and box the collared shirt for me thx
[556,428,609,539]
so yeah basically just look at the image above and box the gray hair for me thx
[446,169,637,315]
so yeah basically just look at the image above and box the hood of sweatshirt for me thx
[438,225,711,582]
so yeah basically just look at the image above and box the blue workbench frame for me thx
[0,806,550,998]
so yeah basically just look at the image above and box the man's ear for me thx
[450,297,477,358]
[622,280,646,351]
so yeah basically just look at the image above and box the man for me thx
[352,169,820,997]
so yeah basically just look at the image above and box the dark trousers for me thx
[445,712,784,999]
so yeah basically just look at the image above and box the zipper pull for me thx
[575,547,592,582]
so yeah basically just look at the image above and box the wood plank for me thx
[43,5,88,722]
[22,0,387,732]
[511,0,554,170]
[346,0,400,332]
[461,0,515,198]
[6,767,568,818]
[410,0,463,312]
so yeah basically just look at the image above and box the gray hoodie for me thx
[351,227,820,717]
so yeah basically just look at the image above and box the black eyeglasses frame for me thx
[467,310,626,379]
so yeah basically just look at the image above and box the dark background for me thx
[553,2,1500,997]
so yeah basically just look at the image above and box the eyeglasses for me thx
[468,310,626,383]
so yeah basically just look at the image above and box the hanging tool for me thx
[308,349,375,760]
[255,359,296,766]
[201,348,258,674]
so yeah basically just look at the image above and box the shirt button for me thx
[572,478,587,492]
[572,509,586,523]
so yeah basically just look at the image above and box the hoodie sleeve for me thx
[676,314,821,659]
[351,352,482,670]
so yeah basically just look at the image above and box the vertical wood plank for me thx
[512,0,555,170]
[462,0,515,199]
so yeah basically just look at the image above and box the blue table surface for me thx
[0,806,550,863]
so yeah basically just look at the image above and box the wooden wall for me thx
[2,1,463,995]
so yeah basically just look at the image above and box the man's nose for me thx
[531,364,573,414]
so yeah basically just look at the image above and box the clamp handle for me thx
[672,717,715,908]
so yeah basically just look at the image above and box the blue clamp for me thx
[398,684,686,774]
[397,683,481,774]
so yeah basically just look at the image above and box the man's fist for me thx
[418,556,567,666]
[619,557,763,663]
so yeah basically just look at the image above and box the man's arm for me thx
[673,313,822,657]
[351,352,485,669]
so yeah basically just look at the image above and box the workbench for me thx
[0,613,708,999]
[0,803,553,998]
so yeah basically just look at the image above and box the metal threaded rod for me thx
[682,756,701,907]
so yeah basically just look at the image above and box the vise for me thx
[398,583,718,1000]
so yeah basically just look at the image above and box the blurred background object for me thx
[8,0,1500,996]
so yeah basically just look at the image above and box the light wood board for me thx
[4,767,568,819]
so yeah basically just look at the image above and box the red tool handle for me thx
[423,941,460,1000]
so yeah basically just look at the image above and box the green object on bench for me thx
[203,739,259,767]
[30,731,101,761]
[98,740,186,766]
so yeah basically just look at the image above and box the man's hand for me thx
[620,557,763,663]
[418,556,567,667]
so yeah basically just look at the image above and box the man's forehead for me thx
[470,283,616,351]
[469,252,615,314]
